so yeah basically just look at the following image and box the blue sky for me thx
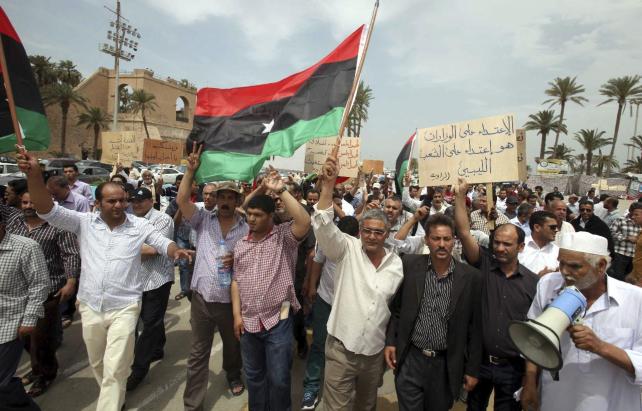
[6,0,642,169]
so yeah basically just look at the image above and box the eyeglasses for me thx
[361,227,387,237]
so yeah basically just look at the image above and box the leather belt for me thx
[418,348,447,358]
[486,355,523,366]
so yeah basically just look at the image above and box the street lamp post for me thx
[99,0,141,131]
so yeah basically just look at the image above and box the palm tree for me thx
[574,129,612,175]
[544,143,574,161]
[43,83,87,154]
[77,107,111,159]
[622,156,642,174]
[29,55,57,88]
[625,134,642,154]
[593,150,620,177]
[543,76,588,150]
[129,89,158,139]
[572,153,587,174]
[598,75,642,176]
[347,81,373,137]
[56,60,82,87]
[523,110,567,159]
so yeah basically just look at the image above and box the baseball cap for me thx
[373,182,381,189]
[130,187,152,201]
[214,181,241,195]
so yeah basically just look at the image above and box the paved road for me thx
[20,277,476,410]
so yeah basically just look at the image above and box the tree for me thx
[545,143,574,161]
[523,110,567,159]
[56,60,82,87]
[593,150,619,177]
[29,55,57,88]
[573,129,612,175]
[77,107,111,159]
[129,89,158,139]
[543,76,588,150]
[598,75,642,177]
[622,156,642,174]
[572,153,587,175]
[43,83,87,154]
[347,81,373,137]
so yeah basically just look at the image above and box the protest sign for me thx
[362,159,384,175]
[143,139,183,165]
[418,113,518,186]
[304,136,360,177]
[100,131,143,167]
[516,128,527,181]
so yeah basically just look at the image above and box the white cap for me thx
[373,182,381,189]
[559,232,609,256]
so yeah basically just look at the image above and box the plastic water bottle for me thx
[216,240,232,287]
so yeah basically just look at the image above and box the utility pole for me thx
[99,1,141,131]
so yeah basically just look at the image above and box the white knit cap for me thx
[559,232,609,256]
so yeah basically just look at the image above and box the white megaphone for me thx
[508,286,587,371]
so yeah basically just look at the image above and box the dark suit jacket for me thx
[386,255,482,398]
[571,215,614,254]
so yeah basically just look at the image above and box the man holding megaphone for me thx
[520,231,642,411]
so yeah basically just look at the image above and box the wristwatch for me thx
[275,186,288,195]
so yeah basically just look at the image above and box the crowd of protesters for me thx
[1,145,642,411]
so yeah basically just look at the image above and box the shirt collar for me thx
[427,256,455,278]
[92,211,136,228]
[63,191,75,204]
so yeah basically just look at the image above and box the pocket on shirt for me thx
[598,327,635,350]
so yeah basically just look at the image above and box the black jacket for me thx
[571,215,614,254]
[386,255,482,398]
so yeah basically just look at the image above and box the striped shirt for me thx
[0,204,20,225]
[139,208,175,291]
[190,209,248,303]
[38,204,174,312]
[411,258,455,351]
[611,217,641,257]
[0,233,49,343]
[470,209,511,235]
[6,216,81,294]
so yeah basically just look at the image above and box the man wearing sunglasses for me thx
[571,200,614,255]
[518,211,560,277]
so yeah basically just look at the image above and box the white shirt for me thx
[314,245,337,304]
[510,216,531,237]
[528,273,642,411]
[312,205,403,355]
[518,236,559,274]
[567,202,579,216]
[429,203,451,216]
[341,199,355,216]
[594,202,608,220]
[554,221,575,246]
[39,204,173,312]
[496,197,507,213]
[402,187,422,212]
[138,208,175,291]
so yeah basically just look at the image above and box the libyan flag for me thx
[395,131,416,194]
[187,25,365,182]
[0,7,50,152]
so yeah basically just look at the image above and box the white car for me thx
[153,167,183,184]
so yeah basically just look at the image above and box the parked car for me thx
[0,171,26,186]
[0,162,21,176]
[76,160,113,172]
[77,166,111,185]
[152,167,183,184]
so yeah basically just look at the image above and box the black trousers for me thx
[467,361,524,411]
[609,253,633,281]
[395,346,453,411]
[131,281,172,377]
[22,295,61,381]
[0,339,41,410]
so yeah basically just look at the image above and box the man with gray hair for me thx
[521,231,642,411]
[312,155,403,410]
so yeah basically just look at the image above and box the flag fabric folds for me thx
[0,7,50,152]
[395,131,416,194]
[187,25,365,182]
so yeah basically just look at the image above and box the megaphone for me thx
[508,286,587,371]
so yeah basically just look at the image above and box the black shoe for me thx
[126,374,145,391]
[150,352,164,362]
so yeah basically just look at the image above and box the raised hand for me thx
[187,142,203,172]
[264,166,285,192]
[455,177,469,197]
[322,156,339,182]
[15,145,39,175]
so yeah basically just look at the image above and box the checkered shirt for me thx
[611,216,641,257]
[139,208,175,291]
[470,209,511,235]
[0,233,50,343]
[233,221,300,333]
[6,216,81,294]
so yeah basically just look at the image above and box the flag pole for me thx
[332,0,379,157]
[0,35,24,147]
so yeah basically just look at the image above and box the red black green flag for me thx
[187,25,365,182]
[395,131,416,193]
[0,7,50,152]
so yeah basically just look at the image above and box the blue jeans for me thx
[302,297,331,395]
[175,236,192,293]
[241,317,293,411]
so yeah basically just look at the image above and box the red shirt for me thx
[233,221,301,332]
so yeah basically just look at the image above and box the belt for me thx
[485,355,523,366]
[415,346,447,358]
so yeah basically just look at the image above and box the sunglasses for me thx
[547,224,559,231]
[361,227,387,237]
